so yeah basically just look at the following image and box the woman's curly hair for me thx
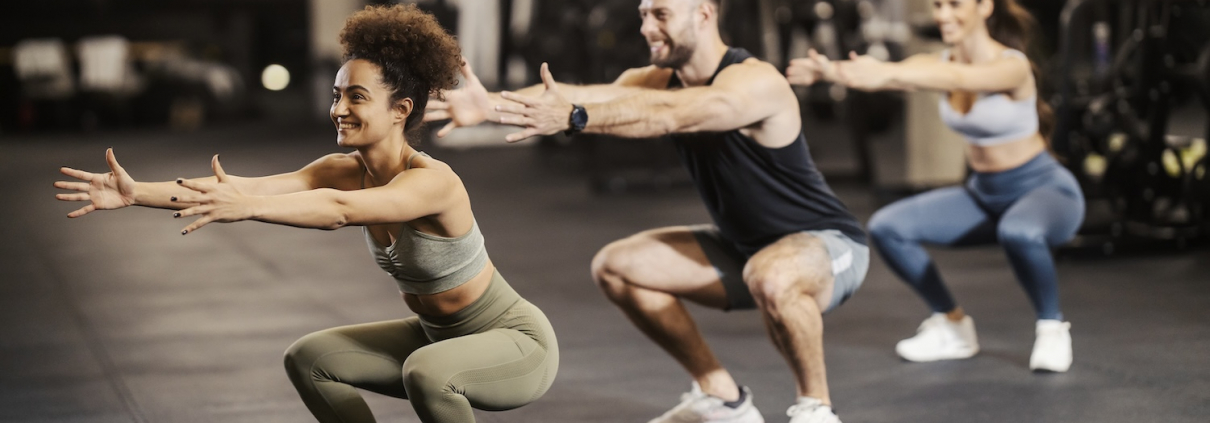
[340,4,461,139]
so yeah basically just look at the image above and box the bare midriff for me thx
[402,260,496,317]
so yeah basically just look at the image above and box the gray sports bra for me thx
[361,152,490,295]
[938,49,1039,146]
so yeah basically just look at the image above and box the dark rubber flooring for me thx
[3,123,1208,422]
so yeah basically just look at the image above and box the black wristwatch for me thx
[565,104,588,136]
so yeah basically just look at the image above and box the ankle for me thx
[798,395,832,407]
[944,307,966,322]
[698,378,740,402]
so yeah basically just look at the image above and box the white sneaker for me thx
[786,397,840,423]
[1030,320,1073,372]
[895,313,980,362]
[647,382,764,423]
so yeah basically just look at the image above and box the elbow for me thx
[655,114,680,136]
[323,189,352,230]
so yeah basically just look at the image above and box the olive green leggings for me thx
[283,271,558,422]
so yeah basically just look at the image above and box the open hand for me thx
[788,49,827,85]
[495,63,573,143]
[54,148,137,218]
[172,155,252,235]
[836,51,893,91]
[786,49,837,86]
[424,58,494,138]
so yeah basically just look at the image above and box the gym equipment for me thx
[1053,0,1210,251]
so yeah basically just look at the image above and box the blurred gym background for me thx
[5,0,1207,252]
[3,1,1210,422]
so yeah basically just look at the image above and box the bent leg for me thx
[590,226,738,400]
[402,308,557,423]
[742,232,865,405]
[283,318,430,423]
[998,187,1085,320]
[867,186,997,313]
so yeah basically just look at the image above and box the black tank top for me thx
[668,48,867,256]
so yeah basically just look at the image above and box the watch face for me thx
[572,105,588,130]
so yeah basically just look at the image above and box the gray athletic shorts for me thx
[690,226,870,313]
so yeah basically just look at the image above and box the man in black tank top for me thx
[426,1,866,422]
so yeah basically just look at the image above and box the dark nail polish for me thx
[170,196,177,202]
[181,230,188,235]
[176,179,183,184]
[173,212,180,218]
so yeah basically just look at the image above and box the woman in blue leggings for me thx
[788,0,1083,372]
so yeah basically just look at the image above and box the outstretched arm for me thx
[833,51,1029,93]
[172,155,459,234]
[496,61,792,141]
[55,149,352,216]
[423,60,671,137]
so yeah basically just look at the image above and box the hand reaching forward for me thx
[172,155,253,235]
[496,63,573,143]
[424,59,494,138]
[54,148,137,218]
[836,51,894,91]
[786,49,840,86]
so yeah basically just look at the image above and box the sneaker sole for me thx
[896,347,980,362]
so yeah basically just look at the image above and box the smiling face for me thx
[639,0,703,68]
[330,59,412,148]
[932,0,993,45]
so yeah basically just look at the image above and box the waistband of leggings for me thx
[418,269,521,339]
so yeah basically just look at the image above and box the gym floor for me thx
[3,121,1208,423]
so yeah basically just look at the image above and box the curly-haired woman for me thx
[53,5,557,422]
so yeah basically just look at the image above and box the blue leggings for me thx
[868,153,1085,320]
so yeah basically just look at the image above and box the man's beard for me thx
[651,38,696,68]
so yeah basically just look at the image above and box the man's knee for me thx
[591,236,656,293]
[743,238,833,311]
[744,264,827,310]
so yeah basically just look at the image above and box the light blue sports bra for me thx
[361,152,490,295]
[938,49,1039,146]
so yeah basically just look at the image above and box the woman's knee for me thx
[283,331,330,379]
[997,222,1049,249]
[868,207,909,244]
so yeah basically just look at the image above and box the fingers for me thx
[499,91,539,107]
[459,56,483,87]
[105,148,127,177]
[59,167,93,181]
[179,215,215,235]
[540,62,558,92]
[497,114,533,127]
[56,193,90,202]
[505,128,539,143]
[495,103,527,115]
[174,204,208,219]
[436,121,457,138]
[211,155,228,183]
[67,204,96,218]
[54,181,90,192]
[849,51,859,60]
[176,178,210,193]
[424,109,451,122]
[170,193,203,204]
